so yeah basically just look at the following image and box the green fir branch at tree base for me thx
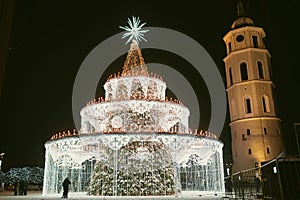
[87,141,179,196]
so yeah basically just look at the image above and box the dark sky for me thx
[0,0,299,172]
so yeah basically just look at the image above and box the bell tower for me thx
[223,1,284,173]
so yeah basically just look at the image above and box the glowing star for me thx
[119,16,149,44]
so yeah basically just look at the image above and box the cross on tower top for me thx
[237,0,246,17]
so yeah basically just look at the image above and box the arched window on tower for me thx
[229,67,233,86]
[262,95,270,113]
[264,127,267,135]
[266,147,270,154]
[252,35,258,48]
[245,97,252,114]
[246,129,251,136]
[257,61,264,79]
[240,62,248,81]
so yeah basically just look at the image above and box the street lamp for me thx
[0,153,5,172]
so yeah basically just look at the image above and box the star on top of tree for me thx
[119,16,149,44]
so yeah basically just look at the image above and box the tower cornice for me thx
[223,26,266,42]
[229,116,282,126]
[226,80,275,91]
[223,48,271,62]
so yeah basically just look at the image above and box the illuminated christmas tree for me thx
[43,16,225,197]
[88,141,176,196]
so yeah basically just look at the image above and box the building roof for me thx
[231,16,254,29]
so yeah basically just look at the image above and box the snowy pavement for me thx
[0,191,231,200]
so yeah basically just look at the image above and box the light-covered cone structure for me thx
[43,40,225,196]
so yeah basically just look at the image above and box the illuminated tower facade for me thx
[223,3,284,173]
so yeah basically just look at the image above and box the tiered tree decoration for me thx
[87,16,177,196]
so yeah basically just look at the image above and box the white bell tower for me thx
[223,1,284,173]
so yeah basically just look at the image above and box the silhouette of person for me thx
[19,180,24,195]
[23,180,28,195]
[62,177,71,198]
[13,181,19,196]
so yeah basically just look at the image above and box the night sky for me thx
[0,0,299,172]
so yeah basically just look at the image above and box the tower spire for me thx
[237,0,246,17]
[231,0,253,29]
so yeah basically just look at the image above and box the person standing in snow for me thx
[61,177,71,198]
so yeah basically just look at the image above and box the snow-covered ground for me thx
[0,191,229,199]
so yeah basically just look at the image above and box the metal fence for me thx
[224,156,300,200]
